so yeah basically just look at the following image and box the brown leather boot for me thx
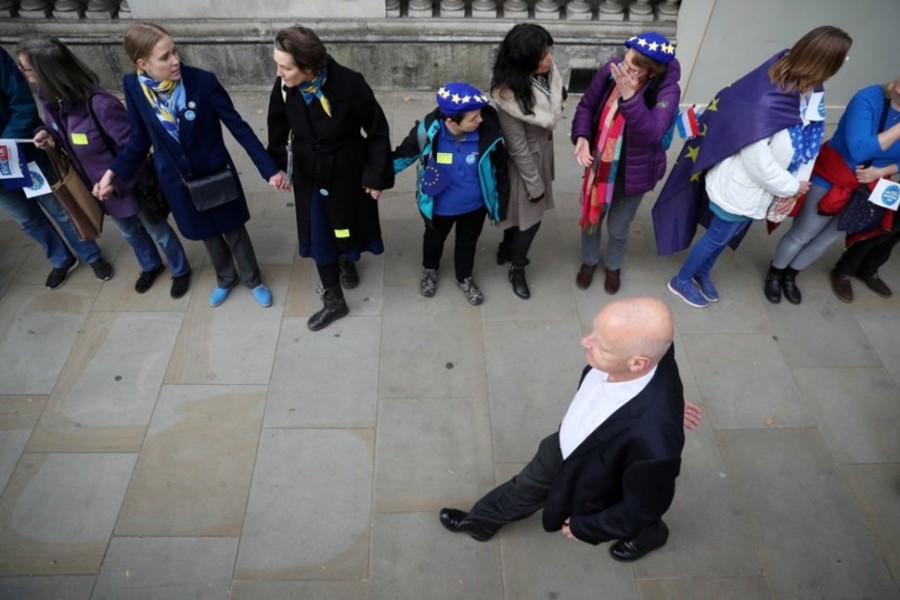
[830,269,853,303]
[575,263,595,289]
[604,268,621,294]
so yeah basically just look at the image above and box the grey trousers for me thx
[202,225,262,289]
[580,184,644,270]
[771,183,843,271]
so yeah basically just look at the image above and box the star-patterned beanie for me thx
[624,32,676,64]
[436,82,490,117]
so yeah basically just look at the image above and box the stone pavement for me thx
[0,89,898,600]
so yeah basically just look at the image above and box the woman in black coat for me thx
[268,25,394,331]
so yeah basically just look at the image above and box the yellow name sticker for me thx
[436,152,453,165]
[71,132,89,145]
[334,229,350,239]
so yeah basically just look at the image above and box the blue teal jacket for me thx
[392,106,509,224]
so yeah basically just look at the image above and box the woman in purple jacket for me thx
[18,36,191,298]
[571,32,680,293]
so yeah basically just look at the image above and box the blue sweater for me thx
[822,84,900,179]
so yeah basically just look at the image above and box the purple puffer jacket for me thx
[571,58,681,196]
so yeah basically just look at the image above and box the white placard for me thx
[23,161,52,198]
[867,178,900,211]
[0,139,25,179]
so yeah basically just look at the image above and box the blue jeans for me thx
[113,212,190,276]
[675,215,750,283]
[0,188,101,267]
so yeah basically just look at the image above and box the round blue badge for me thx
[29,170,45,191]
[818,101,825,118]
[319,188,329,197]
[466,152,477,165]
[183,110,196,121]
[882,184,900,207]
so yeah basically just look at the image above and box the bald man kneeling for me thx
[441,296,687,562]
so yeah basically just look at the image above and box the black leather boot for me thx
[782,267,802,305]
[338,256,359,289]
[764,264,784,304]
[509,267,530,299]
[307,286,349,331]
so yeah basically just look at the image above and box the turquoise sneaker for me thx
[209,283,235,307]
[252,284,272,307]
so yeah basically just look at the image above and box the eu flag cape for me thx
[651,51,802,255]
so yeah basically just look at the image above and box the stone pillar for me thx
[439,0,464,18]
[534,0,559,20]
[629,0,654,22]
[408,0,434,17]
[19,0,52,18]
[503,0,528,19]
[597,0,624,21]
[52,0,84,18]
[85,0,117,18]
[0,0,13,17]
[566,0,593,20]
[657,0,680,20]
[471,0,497,19]
[385,0,400,17]
[118,0,132,18]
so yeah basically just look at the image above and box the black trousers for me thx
[202,225,261,288]
[835,226,900,278]
[466,432,668,547]
[501,221,542,269]
[422,207,486,282]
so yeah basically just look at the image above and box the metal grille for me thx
[568,68,599,94]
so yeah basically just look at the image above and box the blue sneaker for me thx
[693,275,719,302]
[252,284,272,307]
[209,284,235,308]
[668,277,709,308]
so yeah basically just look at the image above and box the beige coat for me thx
[491,63,565,231]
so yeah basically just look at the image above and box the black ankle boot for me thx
[782,267,802,305]
[764,264,784,304]
[338,256,359,289]
[509,267,530,299]
[307,286,349,331]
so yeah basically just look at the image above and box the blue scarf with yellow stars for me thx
[652,50,804,255]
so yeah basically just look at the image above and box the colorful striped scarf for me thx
[580,84,625,233]
[137,71,185,140]
[299,67,331,117]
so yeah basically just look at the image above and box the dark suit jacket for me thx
[267,56,394,251]
[542,345,685,545]
[111,65,279,240]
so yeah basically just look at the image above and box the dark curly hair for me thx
[491,24,554,116]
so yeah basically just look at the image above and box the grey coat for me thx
[491,63,565,231]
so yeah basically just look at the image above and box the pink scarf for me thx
[580,84,625,233]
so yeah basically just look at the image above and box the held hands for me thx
[610,62,639,101]
[93,170,116,201]
[365,187,382,200]
[683,400,704,430]
[32,130,55,149]
[797,180,811,196]
[574,137,593,168]
[856,165,884,184]
[561,518,577,541]
[268,170,291,191]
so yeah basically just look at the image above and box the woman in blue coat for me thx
[96,22,287,308]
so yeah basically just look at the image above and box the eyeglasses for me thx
[17,63,32,73]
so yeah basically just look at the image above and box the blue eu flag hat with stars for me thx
[436,82,490,117]
[624,32,676,64]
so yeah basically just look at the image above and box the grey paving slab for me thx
[719,428,897,599]
[370,511,502,600]
[115,385,266,537]
[266,316,380,429]
[636,417,761,580]
[92,537,238,600]
[283,257,320,319]
[853,302,900,385]
[245,217,302,265]
[483,320,586,463]
[0,575,95,600]
[637,575,773,599]
[379,312,486,400]
[841,464,900,587]
[0,395,45,492]
[27,311,183,453]
[10,229,122,288]
[374,395,495,513]
[763,287,883,368]
[165,265,288,385]
[681,332,814,429]
[0,221,32,298]
[230,580,367,600]
[0,285,95,395]
[246,189,298,222]
[794,367,900,464]
[236,429,373,580]
[0,453,136,575]
[380,216,429,288]
[343,254,385,317]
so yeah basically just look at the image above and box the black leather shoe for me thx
[782,267,801,305]
[135,265,164,294]
[764,265,783,304]
[439,508,496,542]
[307,286,349,331]
[339,256,359,289]
[170,270,191,299]
[509,267,530,299]
[609,540,650,562]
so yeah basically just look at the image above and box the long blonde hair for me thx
[768,26,851,93]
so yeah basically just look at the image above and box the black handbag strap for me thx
[862,96,891,169]
[86,95,119,157]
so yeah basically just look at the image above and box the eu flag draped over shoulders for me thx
[652,51,802,255]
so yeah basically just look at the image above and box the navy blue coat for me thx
[543,345,685,544]
[111,65,279,240]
